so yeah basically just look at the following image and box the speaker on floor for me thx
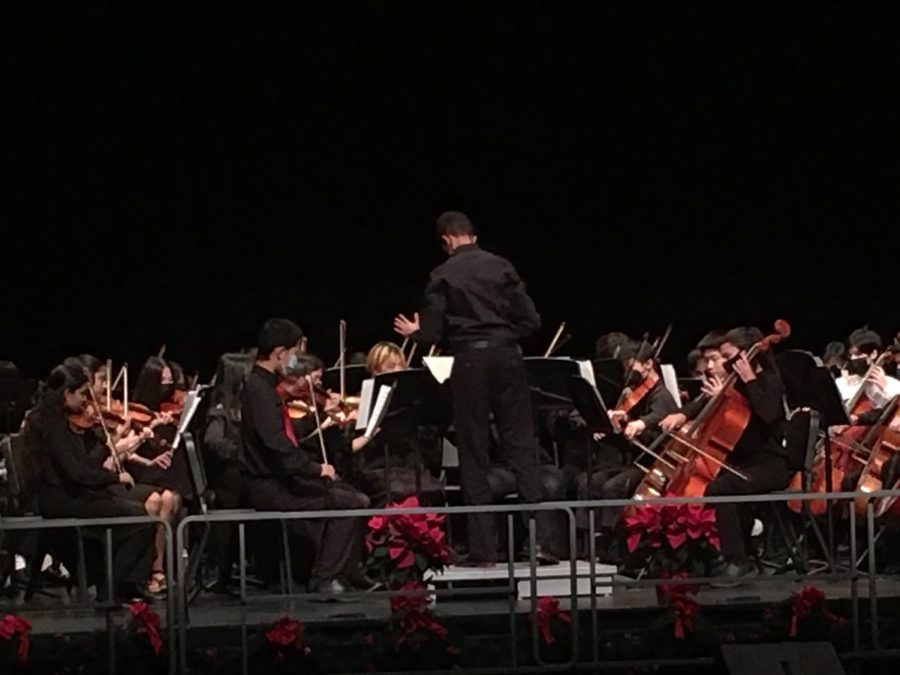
[720,642,844,675]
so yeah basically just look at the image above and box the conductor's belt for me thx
[452,339,519,353]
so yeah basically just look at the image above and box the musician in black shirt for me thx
[394,211,552,565]
[663,327,791,582]
[239,319,369,597]
[31,364,155,601]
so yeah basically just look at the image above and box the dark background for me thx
[5,3,898,379]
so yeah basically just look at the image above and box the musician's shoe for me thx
[341,571,382,592]
[307,577,353,602]
[709,559,756,588]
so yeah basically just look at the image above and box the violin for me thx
[160,389,186,418]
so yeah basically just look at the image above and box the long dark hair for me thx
[133,356,170,411]
[30,364,89,426]
[209,352,254,419]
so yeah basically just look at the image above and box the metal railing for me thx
[3,490,900,673]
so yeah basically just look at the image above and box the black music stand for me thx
[0,380,37,434]
[591,358,625,409]
[368,369,448,502]
[322,365,368,396]
[777,350,850,571]
[568,375,618,504]
[523,357,581,411]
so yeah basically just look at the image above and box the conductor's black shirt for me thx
[413,244,541,347]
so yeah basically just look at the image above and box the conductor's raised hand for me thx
[393,312,420,338]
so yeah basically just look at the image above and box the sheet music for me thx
[355,378,375,431]
[172,391,202,451]
[365,384,392,439]
[660,364,681,407]
[577,359,596,387]
[423,356,454,384]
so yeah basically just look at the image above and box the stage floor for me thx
[5,566,897,636]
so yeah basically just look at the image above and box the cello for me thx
[786,350,894,515]
[629,320,791,504]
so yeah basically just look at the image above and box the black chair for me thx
[0,434,88,600]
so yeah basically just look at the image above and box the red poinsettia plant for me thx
[623,503,720,578]
[366,496,452,587]
[265,616,312,662]
[390,581,448,651]
[764,585,845,639]
[530,597,572,646]
[0,613,31,665]
[127,601,164,656]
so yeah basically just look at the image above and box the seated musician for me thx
[202,352,254,591]
[239,319,369,598]
[349,342,444,505]
[576,341,677,562]
[28,364,156,602]
[835,329,900,412]
[662,327,793,582]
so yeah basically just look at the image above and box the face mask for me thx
[281,352,299,376]
[159,384,175,401]
[625,370,645,388]
[846,358,869,377]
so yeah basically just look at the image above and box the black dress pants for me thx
[244,477,368,583]
[450,345,545,562]
[38,487,155,590]
[704,452,794,561]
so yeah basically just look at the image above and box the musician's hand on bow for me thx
[393,312,420,338]
[659,413,687,432]
[151,412,174,428]
[320,463,336,480]
[866,366,888,392]
[592,431,606,442]
[324,392,342,413]
[352,436,371,452]
[150,453,171,470]
[731,352,757,383]
[102,456,117,472]
[118,472,135,488]
[701,375,725,398]
[623,419,646,440]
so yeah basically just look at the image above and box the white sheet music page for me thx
[577,360,596,387]
[355,378,375,431]
[365,384,392,439]
[660,364,681,406]
[423,356,454,384]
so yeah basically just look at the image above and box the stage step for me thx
[427,561,615,600]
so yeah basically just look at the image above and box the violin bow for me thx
[105,359,113,411]
[306,376,330,465]
[339,319,347,405]
[653,323,673,360]
[84,378,130,486]
[544,321,567,358]
[157,344,167,359]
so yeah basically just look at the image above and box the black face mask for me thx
[723,354,740,374]
[625,370,645,388]
[846,358,869,377]
[159,384,175,401]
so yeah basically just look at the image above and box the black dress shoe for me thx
[307,577,352,602]
[341,572,382,592]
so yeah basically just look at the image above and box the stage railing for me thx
[173,489,900,674]
[0,514,175,675]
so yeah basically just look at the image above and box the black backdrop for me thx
[5,4,898,378]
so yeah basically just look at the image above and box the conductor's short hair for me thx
[436,211,475,237]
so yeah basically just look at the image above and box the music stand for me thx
[0,380,37,434]
[369,369,447,502]
[777,350,850,571]
[523,357,580,411]
[322,365,368,396]
[591,358,625,409]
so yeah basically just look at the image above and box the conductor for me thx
[394,211,555,565]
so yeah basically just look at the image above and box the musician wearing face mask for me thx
[659,330,729,433]
[239,319,370,598]
[697,327,793,583]
[835,329,900,415]
[575,342,677,562]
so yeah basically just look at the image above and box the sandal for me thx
[146,570,167,594]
